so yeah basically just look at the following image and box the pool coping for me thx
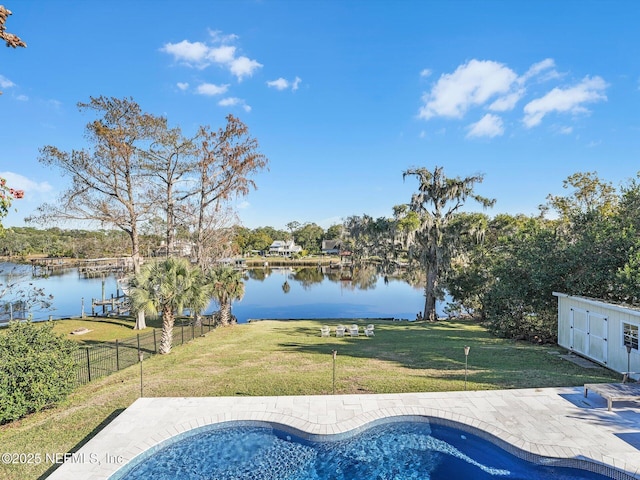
[46,387,640,479]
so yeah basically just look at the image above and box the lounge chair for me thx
[349,324,359,337]
[335,325,346,337]
[320,325,330,337]
[584,378,640,411]
[364,324,375,337]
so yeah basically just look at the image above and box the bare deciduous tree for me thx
[29,97,166,329]
[0,5,25,48]
[188,115,268,267]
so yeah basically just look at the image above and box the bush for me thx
[0,321,78,424]
[483,297,558,343]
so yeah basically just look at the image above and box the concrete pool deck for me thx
[47,387,640,479]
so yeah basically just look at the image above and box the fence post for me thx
[137,333,141,357]
[85,347,91,383]
[192,323,195,340]
[153,329,157,353]
[116,339,120,371]
[181,325,184,345]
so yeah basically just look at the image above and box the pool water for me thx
[114,421,612,479]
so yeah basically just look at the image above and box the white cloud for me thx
[160,40,209,65]
[267,76,302,91]
[419,58,606,135]
[208,30,239,44]
[237,200,250,210]
[207,45,236,64]
[520,58,557,83]
[420,68,432,78]
[0,74,15,89]
[523,76,607,128]
[218,97,251,112]
[0,171,53,196]
[466,114,504,138]
[161,33,262,81]
[267,78,289,90]
[489,89,525,112]
[558,126,573,135]
[419,59,518,119]
[16,94,28,101]
[196,83,229,96]
[176,82,189,91]
[229,56,262,80]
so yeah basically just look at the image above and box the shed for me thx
[554,292,639,381]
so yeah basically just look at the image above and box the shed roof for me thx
[553,292,640,318]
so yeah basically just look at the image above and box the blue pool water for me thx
[113,420,613,479]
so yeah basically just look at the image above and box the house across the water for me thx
[268,240,302,257]
[321,239,342,255]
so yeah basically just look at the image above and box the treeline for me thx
[468,172,640,342]
[364,171,640,342]
[0,227,136,259]
[330,170,640,342]
[0,222,344,259]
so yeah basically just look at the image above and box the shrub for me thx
[0,321,78,424]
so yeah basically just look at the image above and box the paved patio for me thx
[47,387,640,479]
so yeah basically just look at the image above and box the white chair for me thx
[335,325,346,337]
[364,324,375,337]
[320,325,330,337]
[349,324,359,337]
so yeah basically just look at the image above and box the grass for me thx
[50,317,151,343]
[0,318,620,480]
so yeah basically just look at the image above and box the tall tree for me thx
[207,265,245,326]
[142,124,196,256]
[293,222,324,253]
[128,258,204,354]
[31,97,163,271]
[403,166,495,321]
[188,115,268,267]
[29,96,165,329]
[325,224,343,240]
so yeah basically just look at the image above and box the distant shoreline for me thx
[1,255,345,268]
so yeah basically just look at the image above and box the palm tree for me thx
[403,166,495,321]
[128,258,204,354]
[207,266,245,326]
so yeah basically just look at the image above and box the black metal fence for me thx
[73,320,216,385]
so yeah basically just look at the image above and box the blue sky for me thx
[1,1,639,231]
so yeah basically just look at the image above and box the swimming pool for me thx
[111,419,613,479]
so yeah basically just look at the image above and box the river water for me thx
[0,263,434,323]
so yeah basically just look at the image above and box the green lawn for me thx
[0,318,620,480]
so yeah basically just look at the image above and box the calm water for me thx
[0,263,430,322]
[114,421,611,480]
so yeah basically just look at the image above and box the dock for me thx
[30,257,135,277]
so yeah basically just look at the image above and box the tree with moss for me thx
[403,166,495,321]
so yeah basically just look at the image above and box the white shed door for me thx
[570,307,607,364]
[588,312,607,364]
